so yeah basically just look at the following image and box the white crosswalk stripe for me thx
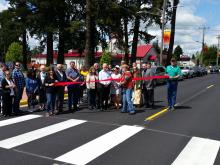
[55,125,144,165]
[0,115,220,165]
[0,115,41,127]
[172,137,220,165]
[0,119,86,149]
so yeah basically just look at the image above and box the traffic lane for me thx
[57,107,162,126]
[0,148,61,165]
[88,129,190,165]
[49,74,218,127]
[148,80,220,141]
[154,74,219,106]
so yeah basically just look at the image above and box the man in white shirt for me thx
[98,63,111,111]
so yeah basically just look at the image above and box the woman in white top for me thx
[110,66,121,110]
[2,70,16,117]
[86,67,98,110]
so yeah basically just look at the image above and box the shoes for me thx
[45,113,50,117]
[129,111,136,115]
[168,106,175,111]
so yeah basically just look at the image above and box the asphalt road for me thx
[0,74,219,165]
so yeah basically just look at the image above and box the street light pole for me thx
[160,0,168,66]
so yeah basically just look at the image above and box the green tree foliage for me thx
[5,42,23,62]
[203,45,218,66]
[173,45,183,61]
[100,51,111,66]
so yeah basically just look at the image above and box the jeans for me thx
[167,80,178,108]
[121,89,135,113]
[68,85,79,111]
[13,88,24,113]
[46,93,56,113]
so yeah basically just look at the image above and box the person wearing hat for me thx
[110,65,121,110]
[165,58,182,111]
[120,64,135,115]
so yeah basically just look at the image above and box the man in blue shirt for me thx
[165,58,182,111]
[12,62,26,114]
[66,61,80,112]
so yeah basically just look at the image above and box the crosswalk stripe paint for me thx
[0,115,41,128]
[172,137,220,165]
[55,125,144,165]
[0,119,86,149]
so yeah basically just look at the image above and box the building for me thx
[31,44,159,69]
[179,55,196,67]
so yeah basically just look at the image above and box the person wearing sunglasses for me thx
[12,62,25,114]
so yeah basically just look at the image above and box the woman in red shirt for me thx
[120,65,136,115]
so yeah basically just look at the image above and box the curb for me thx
[20,94,68,106]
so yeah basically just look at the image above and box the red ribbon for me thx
[54,75,169,87]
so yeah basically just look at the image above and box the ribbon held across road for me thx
[54,75,169,87]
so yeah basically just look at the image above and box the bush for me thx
[100,50,111,66]
[5,42,23,62]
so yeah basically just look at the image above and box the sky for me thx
[0,0,220,56]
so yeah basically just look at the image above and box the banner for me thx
[163,30,171,45]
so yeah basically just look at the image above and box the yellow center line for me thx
[145,108,169,121]
[207,85,214,89]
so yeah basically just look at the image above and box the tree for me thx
[203,45,217,66]
[167,0,179,66]
[100,50,111,66]
[173,45,183,61]
[5,42,23,62]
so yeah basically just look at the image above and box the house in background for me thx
[179,55,196,67]
[31,44,159,69]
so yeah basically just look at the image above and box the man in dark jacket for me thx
[54,64,67,114]
[142,62,155,108]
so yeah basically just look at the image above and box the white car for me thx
[180,66,194,78]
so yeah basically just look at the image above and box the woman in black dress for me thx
[2,70,16,117]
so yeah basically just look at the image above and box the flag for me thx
[163,30,171,45]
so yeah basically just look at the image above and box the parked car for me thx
[193,66,203,77]
[200,67,208,75]
[180,66,194,78]
[210,66,219,74]
[151,66,167,85]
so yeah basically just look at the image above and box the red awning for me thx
[149,55,157,60]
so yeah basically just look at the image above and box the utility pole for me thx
[217,35,220,66]
[160,0,168,66]
[199,26,209,66]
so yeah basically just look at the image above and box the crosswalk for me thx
[0,114,219,165]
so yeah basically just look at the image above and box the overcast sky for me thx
[1,0,220,55]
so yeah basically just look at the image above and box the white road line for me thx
[55,125,143,165]
[172,137,220,165]
[0,115,41,128]
[0,119,86,149]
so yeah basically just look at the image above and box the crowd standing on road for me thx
[0,58,208,118]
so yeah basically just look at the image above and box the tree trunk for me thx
[84,0,95,68]
[22,30,27,70]
[57,29,65,64]
[123,16,129,65]
[46,32,53,66]
[131,16,140,65]
[167,0,179,66]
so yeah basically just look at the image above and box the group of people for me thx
[0,57,182,117]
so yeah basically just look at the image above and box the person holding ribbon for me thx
[165,58,182,111]
[120,64,136,115]
[142,62,155,109]
[98,63,111,111]
[66,61,80,112]
[86,67,98,110]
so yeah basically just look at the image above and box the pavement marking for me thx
[0,115,41,128]
[55,125,144,165]
[0,119,86,149]
[145,108,169,122]
[172,137,220,165]
[207,85,214,89]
